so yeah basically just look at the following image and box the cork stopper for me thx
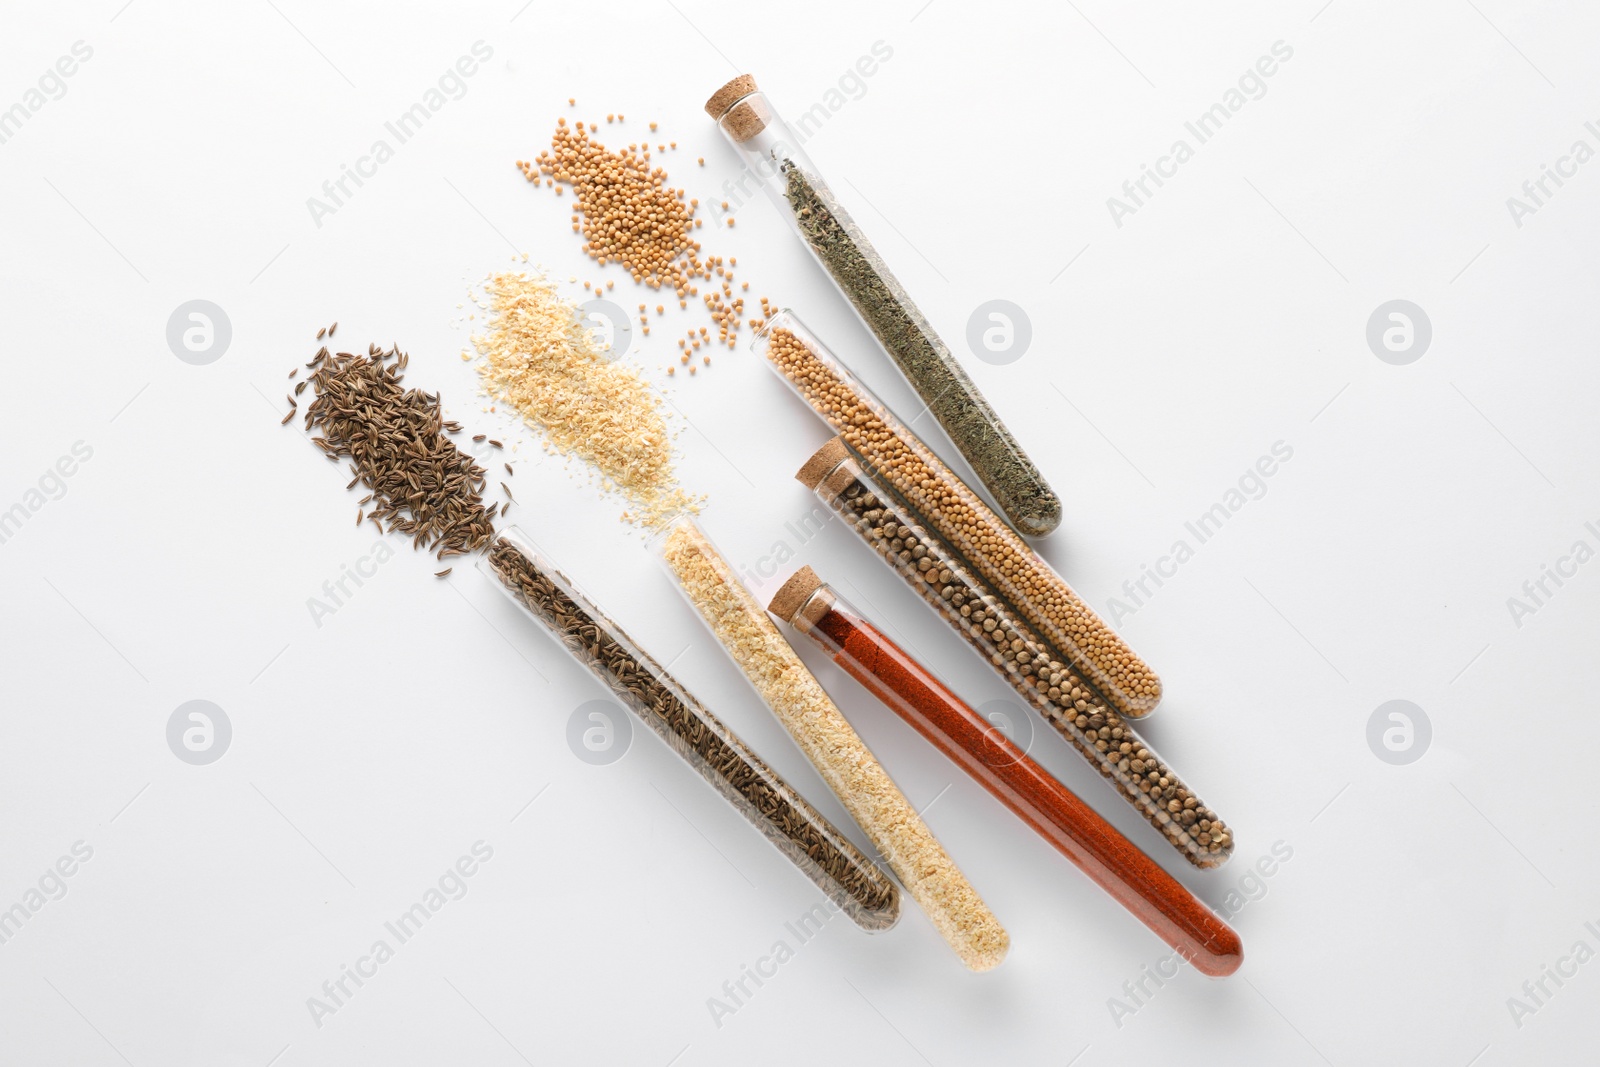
[768,565,830,626]
[796,437,850,490]
[705,74,767,142]
[704,74,759,119]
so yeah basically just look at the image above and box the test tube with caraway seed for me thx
[758,308,1164,720]
[769,564,1242,974]
[479,527,900,931]
[653,513,1009,971]
[704,74,1062,537]
[795,439,1233,870]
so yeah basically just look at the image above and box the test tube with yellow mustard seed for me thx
[703,74,1062,537]
[653,513,1010,971]
[755,308,1164,721]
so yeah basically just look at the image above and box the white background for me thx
[2,1,1596,1064]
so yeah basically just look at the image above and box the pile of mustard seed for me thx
[516,108,758,374]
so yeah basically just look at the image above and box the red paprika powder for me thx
[769,565,1242,977]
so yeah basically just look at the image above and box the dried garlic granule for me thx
[473,271,700,529]
[658,516,1009,972]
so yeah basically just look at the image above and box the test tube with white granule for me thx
[654,513,1009,971]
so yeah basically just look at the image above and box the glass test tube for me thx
[479,528,900,931]
[704,74,1061,537]
[652,513,1009,971]
[756,308,1163,720]
[769,565,1242,975]
[796,440,1233,870]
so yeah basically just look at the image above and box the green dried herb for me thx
[783,162,1061,536]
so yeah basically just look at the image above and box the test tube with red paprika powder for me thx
[768,565,1242,977]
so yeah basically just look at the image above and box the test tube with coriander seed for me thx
[703,74,1062,537]
[653,513,1010,971]
[756,308,1165,721]
[478,527,901,932]
[768,563,1242,973]
[795,438,1233,870]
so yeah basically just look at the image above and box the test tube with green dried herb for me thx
[703,75,1061,536]
[758,309,1164,720]
[482,528,901,930]
[796,438,1232,869]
